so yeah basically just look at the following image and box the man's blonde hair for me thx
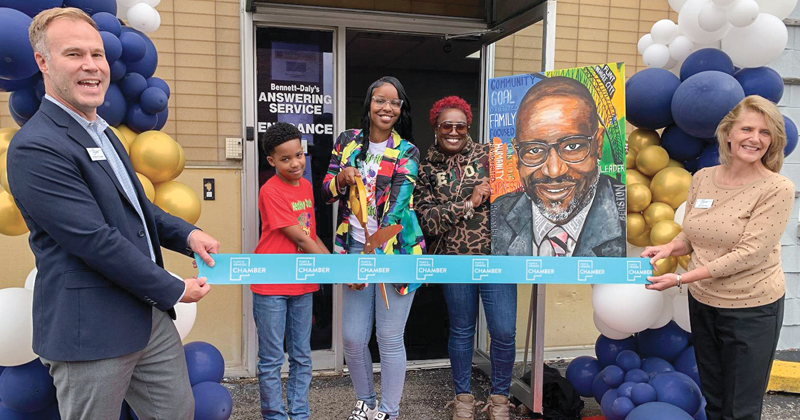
[715,95,786,173]
[29,7,98,60]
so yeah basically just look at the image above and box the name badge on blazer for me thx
[695,198,713,209]
[87,148,106,161]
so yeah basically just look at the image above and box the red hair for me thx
[429,96,473,127]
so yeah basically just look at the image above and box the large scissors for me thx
[349,176,402,309]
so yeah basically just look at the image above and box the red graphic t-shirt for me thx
[252,176,320,296]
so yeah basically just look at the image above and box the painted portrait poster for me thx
[489,63,627,258]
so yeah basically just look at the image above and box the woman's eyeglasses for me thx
[372,96,403,110]
[513,135,593,167]
[437,121,469,135]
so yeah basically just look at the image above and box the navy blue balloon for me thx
[672,71,745,138]
[120,72,148,101]
[595,334,638,367]
[603,365,625,388]
[565,355,601,397]
[122,28,158,79]
[624,368,650,384]
[0,8,39,81]
[0,0,61,17]
[25,402,60,420]
[734,67,784,103]
[110,60,127,82]
[674,346,701,390]
[9,87,41,120]
[784,115,797,157]
[191,382,232,420]
[147,77,170,98]
[140,87,168,114]
[0,73,38,93]
[184,342,225,386]
[612,396,635,418]
[618,381,636,399]
[680,49,735,81]
[600,389,624,420]
[591,369,612,404]
[154,107,168,131]
[34,78,44,101]
[697,145,720,170]
[98,83,127,127]
[640,357,675,379]
[0,360,56,413]
[101,31,123,64]
[627,402,694,420]
[616,350,642,372]
[119,32,146,63]
[125,104,158,133]
[650,371,703,416]
[0,403,30,420]
[630,383,658,406]
[637,321,690,363]
[661,124,705,162]
[93,12,121,37]
[695,398,707,420]
[9,101,29,127]
[626,68,681,130]
[63,0,116,15]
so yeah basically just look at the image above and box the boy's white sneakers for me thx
[347,400,378,420]
[373,412,390,420]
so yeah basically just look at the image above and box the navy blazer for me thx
[7,99,197,362]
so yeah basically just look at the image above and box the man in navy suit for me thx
[7,8,220,419]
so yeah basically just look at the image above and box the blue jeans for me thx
[343,240,416,419]
[442,284,517,396]
[252,292,314,420]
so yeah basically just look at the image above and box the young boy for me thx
[253,122,329,420]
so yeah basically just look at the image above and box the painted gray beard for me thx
[527,171,599,223]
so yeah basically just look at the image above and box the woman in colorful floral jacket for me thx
[321,76,424,420]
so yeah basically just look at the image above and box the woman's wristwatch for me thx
[675,274,682,291]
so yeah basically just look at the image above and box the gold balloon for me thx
[628,227,652,247]
[628,129,661,154]
[653,256,678,276]
[0,127,18,156]
[0,191,28,236]
[643,202,675,227]
[650,166,693,209]
[109,126,129,154]
[136,173,156,202]
[130,131,182,184]
[626,149,637,169]
[627,212,646,239]
[168,143,186,181]
[678,255,691,270]
[650,220,682,246]
[667,159,684,168]
[626,169,651,188]
[0,152,8,194]
[154,181,201,224]
[116,124,138,146]
[627,183,652,213]
[636,145,670,176]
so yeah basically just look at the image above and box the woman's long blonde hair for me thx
[716,95,786,173]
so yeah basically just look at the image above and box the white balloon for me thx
[713,0,737,5]
[126,3,161,33]
[674,201,688,226]
[650,293,675,329]
[679,0,731,44]
[141,0,162,7]
[755,0,798,19]
[651,19,680,44]
[670,0,689,12]
[24,267,37,290]
[665,56,679,70]
[593,284,665,334]
[643,44,672,68]
[0,288,37,366]
[638,34,655,55]
[727,0,760,27]
[672,293,692,332]
[722,13,788,68]
[117,0,140,7]
[593,312,633,340]
[669,35,694,61]
[691,39,722,51]
[699,2,730,31]
[168,272,198,340]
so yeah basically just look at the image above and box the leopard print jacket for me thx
[414,139,490,256]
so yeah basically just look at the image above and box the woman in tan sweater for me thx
[642,95,794,420]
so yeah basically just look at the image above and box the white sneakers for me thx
[347,400,379,420]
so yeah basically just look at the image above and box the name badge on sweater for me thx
[695,198,713,209]
[87,148,106,161]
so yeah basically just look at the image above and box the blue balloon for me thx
[674,346,701,391]
[661,124,705,162]
[122,28,158,79]
[680,49,735,81]
[697,145,720,170]
[147,77,170,98]
[734,67,784,103]
[25,402,60,420]
[616,350,642,372]
[0,8,39,81]
[110,60,127,82]
[34,78,44,101]
[120,72,148,101]
[591,369,612,404]
[618,381,636,399]
[603,365,625,388]
[184,342,225,386]
[626,68,681,130]
[0,0,61,18]
[627,401,694,420]
[140,87,168,114]
[637,321,690,363]
[640,357,675,379]
[612,396,635,418]
[0,73,38,93]
[600,389,624,420]
[101,31,123,64]
[125,103,158,133]
[695,398,707,420]
[98,83,127,127]
[63,0,116,15]
[565,355,600,397]
[650,371,703,416]
[672,71,745,138]
[119,32,146,63]
[624,368,650,384]
[9,102,29,127]
[630,383,658,406]
[595,334,638,367]
[9,87,41,120]
[93,12,121,37]
[784,115,797,157]
[154,107,168,131]
[0,402,30,420]
[191,382,233,420]
[0,359,56,413]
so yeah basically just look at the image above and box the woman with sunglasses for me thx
[414,96,516,420]
[322,76,425,420]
